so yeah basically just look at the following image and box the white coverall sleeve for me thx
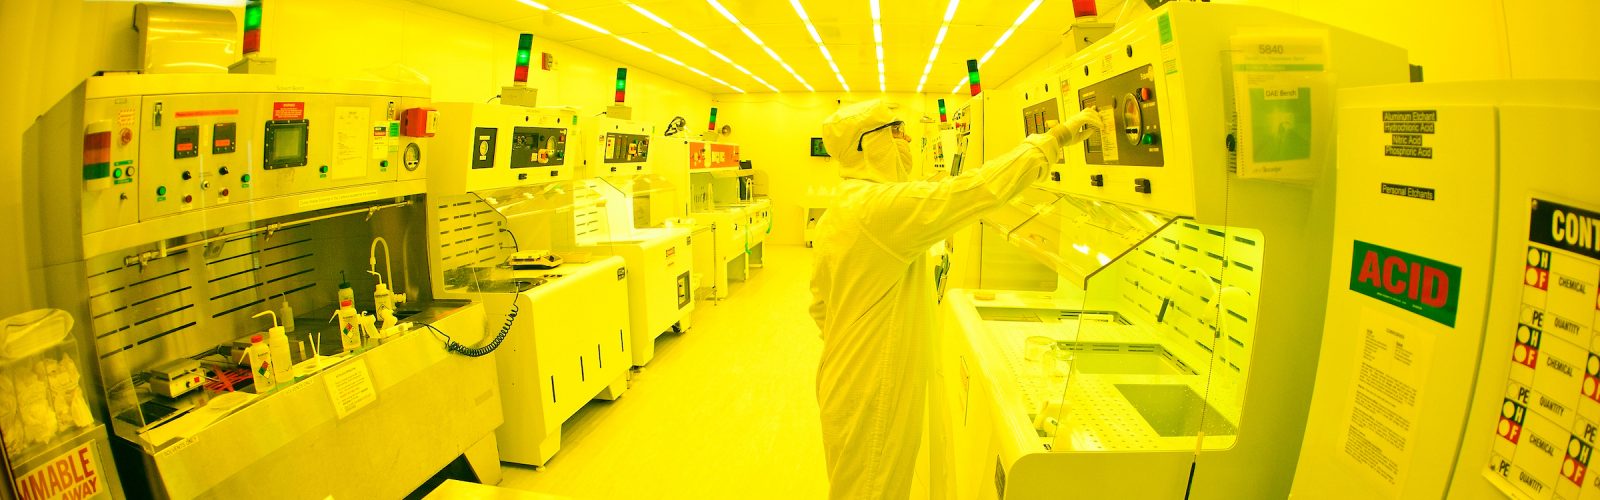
[853,133,1063,260]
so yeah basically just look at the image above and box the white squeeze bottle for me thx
[253,310,295,384]
[248,334,276,393]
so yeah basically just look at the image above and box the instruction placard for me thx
[325,359,377,419]
[1486,198,1600,500]
[1231,31,1331,182]
[1339,306,1435,497]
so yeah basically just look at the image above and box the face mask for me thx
[895,140,913,181]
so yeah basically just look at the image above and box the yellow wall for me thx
[0,0,713,318]
[712,92,929,246]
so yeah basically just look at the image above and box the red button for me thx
[220,188,230,197]
[120,128,133,145]
[183,195,193,203]
[1138,87,1154,101]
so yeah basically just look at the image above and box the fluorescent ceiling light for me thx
[789,0,849,92]
[537,4,743,93]
[624,1,779,92]
[871,0,884,92]
[914,0,960,92]
[947,0,1044,93]
[706,0,814,91]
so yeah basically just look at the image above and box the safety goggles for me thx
[857,120,905,151]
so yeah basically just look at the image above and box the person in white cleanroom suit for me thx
[810,99,1100,498]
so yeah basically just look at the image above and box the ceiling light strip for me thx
[789,0,850,92]
[536,4,742,93]
[705,0,814,91]
[913,0,960,93]
[871,0,884,91]
[624,2,779,92]
[947,0,1043,93]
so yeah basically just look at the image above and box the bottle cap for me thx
[251,334,264,343]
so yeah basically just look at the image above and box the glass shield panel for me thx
[1046,215,1264,452]
[599,174,682,229]
[980,188,1179,289]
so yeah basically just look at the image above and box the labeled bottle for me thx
[337,272,361,352]
[248,334,276,393]
[253,310,295,384]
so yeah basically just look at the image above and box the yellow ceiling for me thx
[407,0,1088,94]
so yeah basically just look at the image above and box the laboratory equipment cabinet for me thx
[1292,81,1600,500]
[23,73,503,498]
[928,3,1409,499]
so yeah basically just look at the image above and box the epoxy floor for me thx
[500,245,830,499]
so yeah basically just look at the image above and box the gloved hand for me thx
[1045,108,1103,148]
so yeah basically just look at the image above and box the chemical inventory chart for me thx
[1489,198,1600,500]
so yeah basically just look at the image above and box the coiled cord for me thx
[426,295,521,358]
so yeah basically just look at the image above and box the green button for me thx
[112,168,123,179]
[241,174,252,183]
[320,165,329,173]
[156,186,167,196]
[379,160,389,168]
[1140,134,1156,145]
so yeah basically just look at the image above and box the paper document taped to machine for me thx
[332,107,371,180]
[1338,306,1435,498]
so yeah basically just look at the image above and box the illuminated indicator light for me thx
[156,186,166,196]
[937,99,947,122]
[615,68,628,103]
[112,168,122,179]
[243,0,263,54]
[967,59,982,96]
[1072,0,1096,19]
[708,108,719,131]
[82,130,111,180]
[514,34,533,84]
[242,174,252,183]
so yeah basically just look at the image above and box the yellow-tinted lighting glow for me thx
[946,0,1043,92]
[914,0,960,93]
[624,1,780,92]
[543,8,741,93]
[707,0,812,90]
[789,0,849,92]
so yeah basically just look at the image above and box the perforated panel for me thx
[1110,221,1263,395]
[431,194,512,294]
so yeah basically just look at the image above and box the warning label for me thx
[273,102,305,120]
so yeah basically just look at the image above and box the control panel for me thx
[1022,98,1060,136]
[1077,64,1164,167]
[430,102,578,194]
[586,116,652,177]
[77,77,429,237]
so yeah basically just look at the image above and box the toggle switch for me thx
[1089,174,1104,187]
